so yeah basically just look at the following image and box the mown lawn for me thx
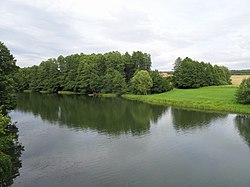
[123,86,250,114]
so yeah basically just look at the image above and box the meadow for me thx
[123,86,250,114]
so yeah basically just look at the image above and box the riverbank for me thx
[24,90,117,97]
[123,86,250,114]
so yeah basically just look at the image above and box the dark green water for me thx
[9,93,250,187]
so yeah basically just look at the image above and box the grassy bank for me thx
[58,91,83,95]
[123,86,250,114]
[23,90,116,97]
[100,93,117,97]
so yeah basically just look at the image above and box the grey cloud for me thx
[0,0,250,69]
[99,9,159,43]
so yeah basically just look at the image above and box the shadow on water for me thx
[235,115,250,148]
[171,107,228,132]
[16,93,168,136]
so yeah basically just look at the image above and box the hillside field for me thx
[231,75,250,85]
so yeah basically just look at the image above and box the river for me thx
[9,93,250,187]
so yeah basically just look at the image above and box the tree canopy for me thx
[0,41,23,187]
[149,70,173,94]
[16,51,154,95]
[130,70,153,95]
[0,42,18,113]
[231,69,250,75]
[172,57,231,88]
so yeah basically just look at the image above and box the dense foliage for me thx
[236,78,250,104]
[231,69,250,75]
[172,57,231,88]
[0,42,18,113]
[130,70,153,95]
[0,42,23,187]
[16,51,172,95]
[150,70,173,93]
[0,115,23,186]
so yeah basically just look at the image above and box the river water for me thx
[9,93,250,187]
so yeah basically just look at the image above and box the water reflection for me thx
[0,125,23,187]
[171,108,228,132]
[235,115,250,147]
[16,93,168,135]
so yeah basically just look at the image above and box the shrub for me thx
[149,70,173,93]
[236,78,250,104]
[130,70,153,95]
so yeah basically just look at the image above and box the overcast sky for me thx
[1,0,250,70]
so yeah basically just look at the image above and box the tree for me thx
[59,54,81,91]
[130,70,153,95]
[173,57,231,89]
[75,55,104,94]
[103,70,126,94]
[236,78,250,104]
[37,59,60,93]
[16,51,155,95]
[104,51,124,74]
[173,57,182,71]
[0,114,23,186]
[14,67,30,92]
[173,57,200,88]
[0,41,23,187]
[0,42,18,113]
[28,66,40,92]
[150,70,173,94]
[132,51,151,71]
[123,52,135,83]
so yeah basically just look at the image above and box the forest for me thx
[231,69,250,75]
[15,53,233,95]
[15,51,172,95]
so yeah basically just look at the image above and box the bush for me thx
[130,70,153,95]
[149,70,173,93]
[236,78,250,104]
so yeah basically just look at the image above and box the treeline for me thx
[173,57,231,88]
[231,69,250,75]
[0,42,23,186]
[16,51,172,95]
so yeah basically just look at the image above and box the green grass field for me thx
[123,86,250,114]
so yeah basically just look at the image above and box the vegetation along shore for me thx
[15,52,250,115]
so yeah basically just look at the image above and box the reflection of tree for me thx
[16,93,168,136]
[171,108,228,132]
[235,115,250,147]
[0,123,23,187]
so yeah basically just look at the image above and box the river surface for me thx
[9,93,250,187]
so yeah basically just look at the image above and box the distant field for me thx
[123,86,250,114]
[231,75,250,85]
